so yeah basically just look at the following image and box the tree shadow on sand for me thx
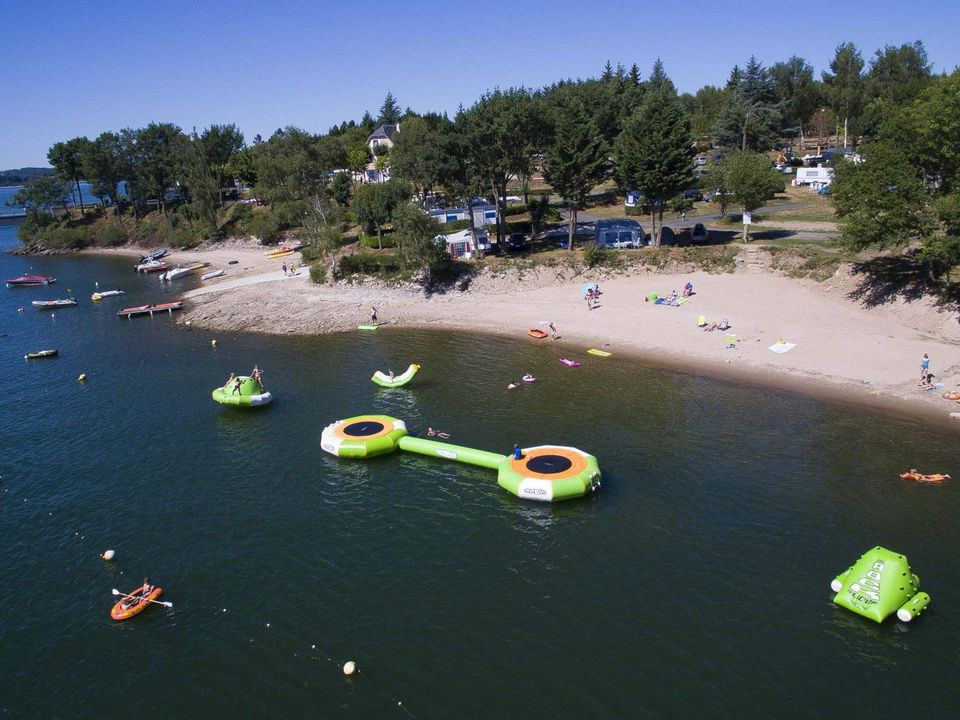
[847,256,960,311]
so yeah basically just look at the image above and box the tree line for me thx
[15,40,959,279]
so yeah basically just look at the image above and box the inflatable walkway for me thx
[320,415,601,502]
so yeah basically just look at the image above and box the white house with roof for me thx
[364,124,398,183]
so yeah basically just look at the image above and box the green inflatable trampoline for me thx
[831,546,931,623]
[320,415,408,458]
[212,376,273,407]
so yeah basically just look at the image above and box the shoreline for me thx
[70,242,960,427]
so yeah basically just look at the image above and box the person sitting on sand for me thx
[683,282,694,297]
[667,290,679,304]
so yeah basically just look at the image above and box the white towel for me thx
[769,341,796,353]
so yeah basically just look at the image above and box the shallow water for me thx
[1,233,958,717]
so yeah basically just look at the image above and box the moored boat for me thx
[136,249,168,265]
[136,260,169,273]
[32,299,77,309]
[159,265,194,282]
[200,269,225,281]
[91,289,125,301]
[24,349,58,359]
[6,274,56,287]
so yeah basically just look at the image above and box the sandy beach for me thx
[89,241,960,425]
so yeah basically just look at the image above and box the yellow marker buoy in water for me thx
[211,339,217,347]
[78,373,87,382]
[343,661,356,676]
[101,549,115,560]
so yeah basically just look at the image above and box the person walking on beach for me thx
[281,262,287,276]
[585,289,594,310]
[549,321,557,340]
[370,306,378,325]
[920,353,930,384]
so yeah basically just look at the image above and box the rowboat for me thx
[110,584,164,621]
[117,301,183,318]
[136,260,169,273]
[6,274,56,287]
[32,299,77,309]
[25,349,58,359]
[91,290,125,301]
[200,269,225,281]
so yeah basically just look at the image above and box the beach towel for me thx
[768,341,796,353]
[697,315,706,327]
[725,334,737,348]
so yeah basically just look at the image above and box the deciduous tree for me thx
[725,151,784,240]
[47,137,92,215]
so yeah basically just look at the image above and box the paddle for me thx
[112,588,173,608]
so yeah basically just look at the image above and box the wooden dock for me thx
[116,301,183,318]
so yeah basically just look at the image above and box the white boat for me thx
[91,289,126,301]
[136,259,166,273]
[159,265,194,282]
[200,269,225,281]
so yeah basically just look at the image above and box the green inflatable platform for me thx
[212,376,273,407]
[831,546,931,623]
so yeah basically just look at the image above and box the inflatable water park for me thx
[831,546,930,623]
[320,415,601,502]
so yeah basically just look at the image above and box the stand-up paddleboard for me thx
[587,349,611,357]
[357,325,378,331]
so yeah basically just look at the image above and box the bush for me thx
[248,212,283,244]
[437,219,472,232]
[338,252,402,277]
[299,245,319,263]
[94,222,129,247]
[504,205,527,217]
[359,232,397,249]
[582,242,608,268]
[41,226,90,250]
[17,212,55,243]
[309,262,327,284]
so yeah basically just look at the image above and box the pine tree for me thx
[648,58,676,95]
[629,63,641,87]
[601,60,614,83]
[378,92,401,125]
[615,89,694,246]
[543,97,607,251]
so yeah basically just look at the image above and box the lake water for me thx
[2,226,959,717]
[1,181,115,217]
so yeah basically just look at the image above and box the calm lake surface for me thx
[2,223,959,718]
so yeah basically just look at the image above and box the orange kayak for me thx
[900,472,950,483]
[110,584,163,621]
[528,328,548,339]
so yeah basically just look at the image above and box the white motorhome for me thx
[792,165,834,188]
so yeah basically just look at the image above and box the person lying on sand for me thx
[704,319,731,332]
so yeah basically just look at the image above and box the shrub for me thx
[309,262,327,284]
[582,242,609,268]
[94,222,129,247]
[504,204,527,217]
[248,212,283,244]
[299,245,319,263]
[437,219,472,232]
[42,226,90,250]
[337,252,402,277]
[359,232,397,249]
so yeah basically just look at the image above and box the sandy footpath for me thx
[87,242,960,425]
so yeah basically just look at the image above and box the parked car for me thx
[506,233,530,252]
[691,223,708,244]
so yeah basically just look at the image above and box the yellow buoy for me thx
[211,339,217,347]
[78,374,87,382]
[343,661,356,676]
[101,549,115,561]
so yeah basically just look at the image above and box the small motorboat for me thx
[6,274,56,287]
[25,349,58,359]
[91,289,125,301]
[136,249,168,265]
[200,269,225,281]
[159,265,194,282]
[522,374,536,383]
[136,260,169,273]
[32,299,77,309]
[528,328,548,339]
[110,583,164,621]
[559,358,581,368]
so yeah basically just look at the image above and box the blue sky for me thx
[2,0,959,168]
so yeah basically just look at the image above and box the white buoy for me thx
[78,373,87,382]
[185,320,192,326]
[343,661,356,676]
[211,339,217,347]
[101,549,115,561]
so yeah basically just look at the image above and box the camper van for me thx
[793,165,834,188]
